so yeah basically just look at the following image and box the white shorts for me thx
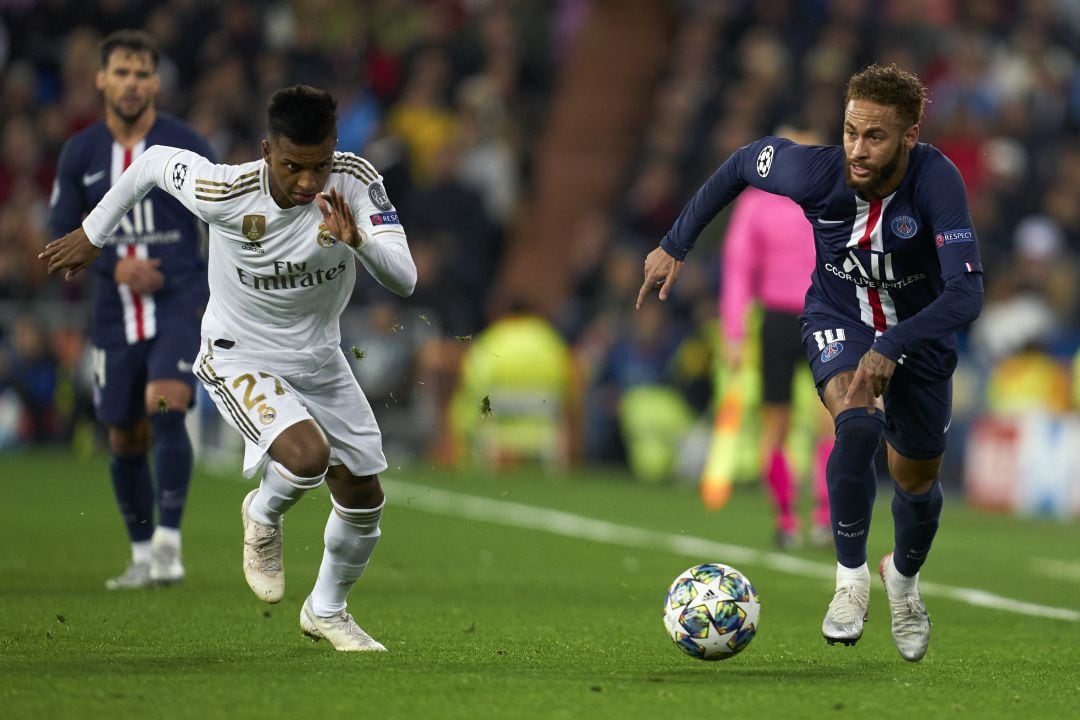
[194,343,387,479]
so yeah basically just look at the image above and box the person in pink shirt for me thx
[720,129,833,549]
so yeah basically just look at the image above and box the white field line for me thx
[384,479,1080,623]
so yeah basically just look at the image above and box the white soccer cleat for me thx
[105,561,153,590]
[241,489,284,603]
[879,552,931,662]
[822,565,870,646]
[300,596,386,652]
[150,535,184,586]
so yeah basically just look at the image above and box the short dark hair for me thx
[100,29,159,69]
[266,85,338,145]
[846,63,928,127]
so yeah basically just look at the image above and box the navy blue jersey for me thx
[49,114,214,348]
[662,138,983,380]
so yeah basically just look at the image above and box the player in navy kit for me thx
[49,30,214,589]
[637,65,983,661]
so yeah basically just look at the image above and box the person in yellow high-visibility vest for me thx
[449,304,578,469]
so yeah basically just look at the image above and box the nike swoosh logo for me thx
[177,360,194,373]
[817,218,846,225]
[837,519,864,528]
[943,417,952,433]
[82,171,106,186]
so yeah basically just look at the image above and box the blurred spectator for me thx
[585,297,684,466]
[972,214,1080,365]
[6,314,60,443]
[555,208,615,343]
[385,45,458,188]
[404,134,503,337]
[455,75,519,227]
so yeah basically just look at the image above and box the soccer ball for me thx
[662,563,760,660]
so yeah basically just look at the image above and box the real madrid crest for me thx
[316,222,337,247]
[257,403,277,425]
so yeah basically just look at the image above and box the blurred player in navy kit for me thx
[49,30,214,589]
[638,64,983,662]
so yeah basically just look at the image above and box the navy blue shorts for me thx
[800,315,951,460]
[91,325,200,427]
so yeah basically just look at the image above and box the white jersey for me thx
[82,145,416,373]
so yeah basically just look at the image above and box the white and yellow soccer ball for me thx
[662,563,760,660]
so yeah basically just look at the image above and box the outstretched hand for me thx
[39,227,101,280]
[843,348,897,407]
[636,246,684,309]
[316,188,362,248]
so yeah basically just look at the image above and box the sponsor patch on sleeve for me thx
[934,228,975,246]
[369,211,400,226]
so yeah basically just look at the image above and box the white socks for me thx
[248,460,326,526]
[152,526,181,548]
[886,555,919,592]
[247,459,383,617]
[836,562,870,587]
[309,496,384,617]
[132,540,152,565]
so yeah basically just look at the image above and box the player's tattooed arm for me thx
[316,188,363,248]
[39,227,101,280]
[843,349,897,406]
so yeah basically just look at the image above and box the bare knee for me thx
[108,419,149,455]
[887,446,941,495]
[144,379,192,415]
[269,420,331,478]
[326,466,384,508]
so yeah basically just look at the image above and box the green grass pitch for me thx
[2,450,1078,719]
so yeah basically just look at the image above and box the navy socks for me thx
[109,453,154,542]
[150,410,193,529]
[826,408,885,568]
[891,481,943,577]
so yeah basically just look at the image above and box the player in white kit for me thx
[42,85,417,652]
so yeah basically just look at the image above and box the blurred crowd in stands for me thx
[2,1,1080,481]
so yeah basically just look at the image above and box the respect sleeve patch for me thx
[934,228,974,246]
[369,212,400,225]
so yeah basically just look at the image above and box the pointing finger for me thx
[635,280,651,310]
